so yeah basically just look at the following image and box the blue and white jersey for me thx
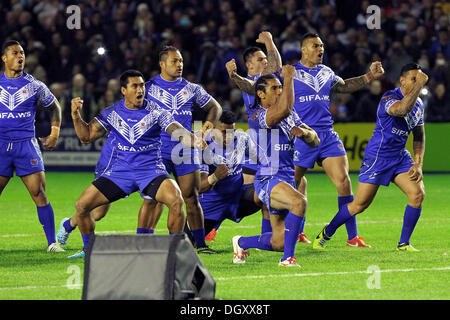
[0,72,55,141]
[364,87,424,159]
[145,75,212,159]
[200,130,256,198]
[292,62,342,131]
[248,105,303,177]
[94,99,176,170]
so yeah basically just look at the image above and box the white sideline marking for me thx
[1,218,449,238]
[0,267,448,291]
[214,266,450,281]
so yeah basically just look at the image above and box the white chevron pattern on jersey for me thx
[147,83,196,111]
[0,82,38,111]
[294,67,333,93]
[107,111,156,144]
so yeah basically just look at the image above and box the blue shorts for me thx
[242,157,258,175]
[254,173,295,215]
[358,150,414,186]
[200,185,246,222]
[0,138,44,177]
[294,130,346,168]
[98,161,169,199]
[162,148,201,177]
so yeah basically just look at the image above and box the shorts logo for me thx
[30,159,38,166]
[338,143,345,150]
[369,172,377,179]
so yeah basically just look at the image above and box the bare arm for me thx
[199,164,228,193]
[387,71,428,117]
[332,61,385,94]
[225,59,256,95]
[71,97,106,143]
[256,31,282,75]
[166,122,207,150]
[39,99,62,150]
[290,123,320,147]
[265,65,296,127]
[202,97,222,131]
[408,125,425,183]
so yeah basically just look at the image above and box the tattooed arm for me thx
[225,58,256,95]
[332,61,385,94]
[409,125,425,183]
[387,70,428,117]
[256,31,282,75]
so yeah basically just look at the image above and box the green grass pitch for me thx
[0,172,448,300]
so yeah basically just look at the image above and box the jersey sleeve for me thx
[35,80,56,107]
[194,84,212,108]
[380,94,400,114]
[94,110,110,131]
[329,69,343,88]
[200,164,210,174]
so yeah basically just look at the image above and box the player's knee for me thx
[351,202,369,215]
[409,189,425,207]
[290,195,307,216]
[167,194,184,214]
[75,198,90,216]
[270,236,284,251]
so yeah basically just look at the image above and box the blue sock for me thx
[37,203,56,246]
[81,233,93,250]
[137,228,151,234]
[63,219,75,233]
[399,205,421,245]
[298,216,306,234]
[261,218,272,233]
[192,228,207,248]
[339,195,358,240]
[148,229,154,234]
[325,204,353,238]
[282,213,304,261]
[238,232,273,251]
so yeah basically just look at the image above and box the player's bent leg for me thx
[347,182,380,216]
[75,184,111,235]
[294,166,308,191]
[322,155,352,196]
[269,214,286,251]
[91,203,111,222]
[20,171,48,206]
[177,170,204,230]
[138,200,162,233]
[0,175,11,196]
[393,172,425,251]
[314,182,379,250]
[153,178,185,234]
[294,167,310,242]
[269,181,307,217]
[269,182,305,267]
[20,171,64,251]
[177,170,214,252]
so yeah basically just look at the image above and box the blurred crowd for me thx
[1,0,449,126]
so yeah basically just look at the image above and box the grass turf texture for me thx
[0,172,448,300]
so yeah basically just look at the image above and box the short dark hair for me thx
[159,46,179,62]
[252,74,278,108]
[301,33,320,47]
[1,40,21,56]
[119,69,144,89]
[219,110,236,124]
[400,63,421,77]
[243,46,263,63]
